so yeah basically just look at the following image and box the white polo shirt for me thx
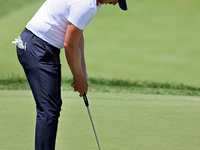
[26,0,101,49]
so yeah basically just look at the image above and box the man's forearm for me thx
[65,43,83,79]
[64,22,88,96]
[64,23,84,79]
[79,34,87,79]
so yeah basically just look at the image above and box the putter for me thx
[83,93,101,150]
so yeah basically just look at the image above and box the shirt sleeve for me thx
[68,1,95,30]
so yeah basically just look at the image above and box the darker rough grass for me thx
[1,74,200,96]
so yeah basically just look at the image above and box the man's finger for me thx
[71,83,75,87]
[79,92,85,97]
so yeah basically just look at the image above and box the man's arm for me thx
[79,34,87,80]
[64,22,88,97]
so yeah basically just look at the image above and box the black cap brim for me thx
[118,0,127,10]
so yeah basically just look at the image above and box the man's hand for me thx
[71,75,88,97]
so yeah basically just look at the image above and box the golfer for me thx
[13,0,127,149]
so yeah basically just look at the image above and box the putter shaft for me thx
[87,107,101,150]
[83,94,101,150]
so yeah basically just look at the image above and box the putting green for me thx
[0,90,200,150]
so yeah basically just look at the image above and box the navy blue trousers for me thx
[17,28,62,150]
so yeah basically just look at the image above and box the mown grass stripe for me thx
[0,75,200,96]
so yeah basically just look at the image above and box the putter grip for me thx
[83,93,89,107]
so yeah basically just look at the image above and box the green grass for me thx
[0,0,200,86]
[0,90,200,150]
[0,0,41,17]
[1,1,200,149]
[1,75,200,96]
[83,0,200,85]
